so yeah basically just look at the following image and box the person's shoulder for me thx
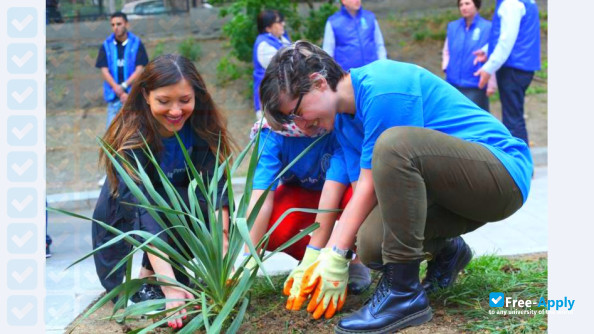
[361,8,377,19]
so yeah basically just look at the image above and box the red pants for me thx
[265,184,353,260]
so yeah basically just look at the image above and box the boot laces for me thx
[370,273,390,308]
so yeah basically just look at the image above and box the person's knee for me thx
[373,127,427,164]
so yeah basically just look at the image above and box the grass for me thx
[239,254,547,333]
[431,255,548,333]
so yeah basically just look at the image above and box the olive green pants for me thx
[355,127,523,266]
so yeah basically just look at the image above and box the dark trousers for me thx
[454,85,489,112]
[357,127,523,264]
[496,66,534,144]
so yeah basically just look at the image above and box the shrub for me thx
[178,37,202,61]
[53,129,331,332]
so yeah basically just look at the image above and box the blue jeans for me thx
[106,100,123,129]
[496,66,534,144]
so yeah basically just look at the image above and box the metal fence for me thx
[51,0,191,23]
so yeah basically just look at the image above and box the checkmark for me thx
[12,123,34,140]
[11,195,33,212]
[11,231,34,247]
[48,271,69,283]
[11,15,33,31]
[11,303,33,320]
[11,87,34,104]
[11,51,34,68]
[12,266,34,283]
[48,303,70,318]
[491,296,502,304]
[11,159,33,176]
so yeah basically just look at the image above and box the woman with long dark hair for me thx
[92,54,235,329]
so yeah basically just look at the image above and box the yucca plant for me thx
[50,128,335,333]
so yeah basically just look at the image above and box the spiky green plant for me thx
[51,129,335,333]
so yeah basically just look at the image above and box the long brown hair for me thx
[100,54,236,196]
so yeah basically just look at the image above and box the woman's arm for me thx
[442,37,449,72]
[244,189,275,253]
[326,168,377,250]
[146,248,193,329]
[309,180,348,249]
[217,206,230,256]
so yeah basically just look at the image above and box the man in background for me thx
[323,0,387,71]
[474,0,541,145]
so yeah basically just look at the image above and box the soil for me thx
[66,252,547,333]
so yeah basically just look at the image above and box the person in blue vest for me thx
[244,119,373,309]
[443,0,496,111]
[95,12,148,129]
[323,0,387,71]
[258,41,532,332]
[253,9,291,120]
[473,0,541,144]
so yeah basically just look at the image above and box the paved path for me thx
[45,166,547,332]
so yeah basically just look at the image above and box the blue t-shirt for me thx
[159,123,195,184]
[253,129,349,191]
[338,60,532,202]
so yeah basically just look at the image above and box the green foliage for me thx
[303,3,339,44]
[51,128,334,332]
[216,55,249,85]
[535,59,547,80]
[178,37,202,61]
[211,0,338,84]
[213,0,297,63]
[431,255,548,333]
[152,41,166,58]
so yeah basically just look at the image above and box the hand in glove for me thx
[299,248,350,319]
[283,246,320,310]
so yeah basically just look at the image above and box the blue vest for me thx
[328,6,378,71]
[446,14,491,88]
[102,32,141,102]
[252,33,289,111]
[489,0,540,71]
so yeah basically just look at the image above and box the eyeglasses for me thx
[287,93,304,122]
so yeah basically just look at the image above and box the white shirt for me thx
[257,35,291,69]
[481,0,526,74]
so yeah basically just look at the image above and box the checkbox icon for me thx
[7,295,37,326]
[7,116,38,146]
[7,8,38,38]
[46,294,75,326]
[489,292,505,307]
[8,152,37,182]
[7,187,37,218]
[8,44,37,74]
[7,80,37,110]
[7,260,37,290]
[7,224,37,254]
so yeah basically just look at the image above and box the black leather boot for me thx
[422,236,472,294]
[335,261,432,334]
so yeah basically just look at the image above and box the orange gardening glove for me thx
[299,248,350,319]
[283,246,320,310]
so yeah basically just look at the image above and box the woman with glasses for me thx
[259,41,532,333]
[253,9,291,120]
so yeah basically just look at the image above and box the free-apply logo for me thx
[489,292,505,307]
[489,292,575,311]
